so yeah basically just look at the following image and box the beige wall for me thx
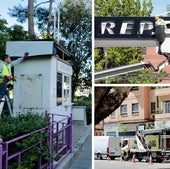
[95,120,104,136]
[104,87,170,126]
[96,87,170,135]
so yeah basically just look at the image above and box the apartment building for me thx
[104,86,170,136]
[95,120,104,136]
[143,47,170,83]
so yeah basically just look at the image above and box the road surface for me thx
[94,159,170,169]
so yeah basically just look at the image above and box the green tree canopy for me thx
[95,0,153,16]
[0,18,10,55]
[8,25,29,40]
[60,0,92,97]
[0,17,29,56]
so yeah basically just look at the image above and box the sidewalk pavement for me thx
[68,132,91,169]
[56,123,92,169]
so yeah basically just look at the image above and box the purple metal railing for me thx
[48,113,72,168]
[0,113,72,169]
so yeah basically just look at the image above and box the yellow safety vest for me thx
[156,18,167,28]
[0,64,12,83]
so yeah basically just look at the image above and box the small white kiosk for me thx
[6,40,73,117]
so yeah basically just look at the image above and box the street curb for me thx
[56,125,91,169]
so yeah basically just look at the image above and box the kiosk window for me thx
[64,76,71,102]
[57,73,62,105]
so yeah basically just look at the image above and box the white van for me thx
[94,136,122,160]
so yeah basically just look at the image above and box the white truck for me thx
[140,128,170,162]
[121,129,170,162]
[122,134,149,161]
[94,136,122,160]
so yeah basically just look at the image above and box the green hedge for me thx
[0,113,50,169]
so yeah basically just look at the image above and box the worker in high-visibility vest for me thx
[0,53,28,99]
[155,16,170,63]
[155,16,166,27]
[155,16,167,54]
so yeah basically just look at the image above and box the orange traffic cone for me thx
[149,155,153,164]
[132,154,136,163]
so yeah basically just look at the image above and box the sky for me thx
[0,0,169,29]
[151,0,170,16]
[0,0,27,27]
[0,0,50,29]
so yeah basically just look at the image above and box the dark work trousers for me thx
[155,25,165,54]
[0,83,9,99]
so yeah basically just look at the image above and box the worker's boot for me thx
[157,43,163,55]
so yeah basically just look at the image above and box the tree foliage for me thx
[0,18,10,55]
[95,0,153,16]
[59,0,92,97]
[8,25,29,40]
[96,70,168,84]
[95,47,143,71]
[0,17,28,56]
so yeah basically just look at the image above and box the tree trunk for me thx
[28,0,35,39]
[47,0,53,37]
[95,87,132,125]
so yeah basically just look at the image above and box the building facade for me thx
[95,120,104,136]
[104,86,170,136]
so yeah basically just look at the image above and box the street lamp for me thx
[156,11,170,16]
